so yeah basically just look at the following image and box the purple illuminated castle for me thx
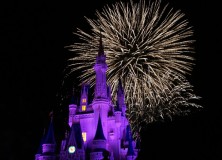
[35,36,140,160]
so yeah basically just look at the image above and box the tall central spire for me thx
[93,30,108,99]
[98,29,104,56]
[96,29,106,64]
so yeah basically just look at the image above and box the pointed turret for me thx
[39,112,57,160]
[117,79,124,104]
[71,123,84,149]
[69,89,78,127]
[42,112,56,151]
[96,30,106,64]
[126,125,135,160]
[126,138,135,160]
[65,123,79,159]
[117,79,124,96]
[94,114,106,140]
[125,125,131,142]
[117,78,126,116]
[67,124,78,148]
[80,83,89,112]
[98,30,104,57]
[44,113,56,144]
[135,132,141,150]
[72,123,85,159]
[107,85,111,101]
[35,129,45,160]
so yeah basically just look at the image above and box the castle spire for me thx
[93,29,108,99]
[35,128,46,160]
[67,123,78,148]
[117,78,126,116]
[93,113,106,140]
[44,111,56,145]
[80,83,89,112]
[118,78,124,95]
[98,28,104,56]
[117,78,124,102]
[126,125,135,159]
[96,29,106,64]
[69,91,78,127]
[39,112,57,160]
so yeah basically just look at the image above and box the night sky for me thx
[1,0,220,160]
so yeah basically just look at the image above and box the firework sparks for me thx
[64,0,202,135]
[126,78,202,136]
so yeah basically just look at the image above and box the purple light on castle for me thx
[35,34,140,160]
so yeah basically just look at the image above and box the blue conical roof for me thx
[44,116,56,145]
[73,123,84,149]
[93,114,106,140]
[118,79,123,93]
[126,125,135,156]
[81,83,89,96]
[36,129,46,154]
[67,123,78,147]
[125,125,131,141]
[127,138,135,156]
[136,137,141,149]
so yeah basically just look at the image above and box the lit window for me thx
[82,132,87,142]
[82,98,86,103]
[82,105,86,111]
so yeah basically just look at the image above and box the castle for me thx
[35,35,140,160]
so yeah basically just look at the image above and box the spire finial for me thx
[118,78,124,95]
[72,86,75,96]
[49,110,53,122]
[98,27,104,56]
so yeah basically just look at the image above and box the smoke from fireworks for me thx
[64,0,202,135]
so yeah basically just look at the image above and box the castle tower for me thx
[37,112,57,160]
[117,79,126,116]
[92,33,110,139]
[93,33,108,100]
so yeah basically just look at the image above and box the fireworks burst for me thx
[127,78,202,136]
[64,0,202,134]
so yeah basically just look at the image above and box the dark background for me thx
[1,0,220,159]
